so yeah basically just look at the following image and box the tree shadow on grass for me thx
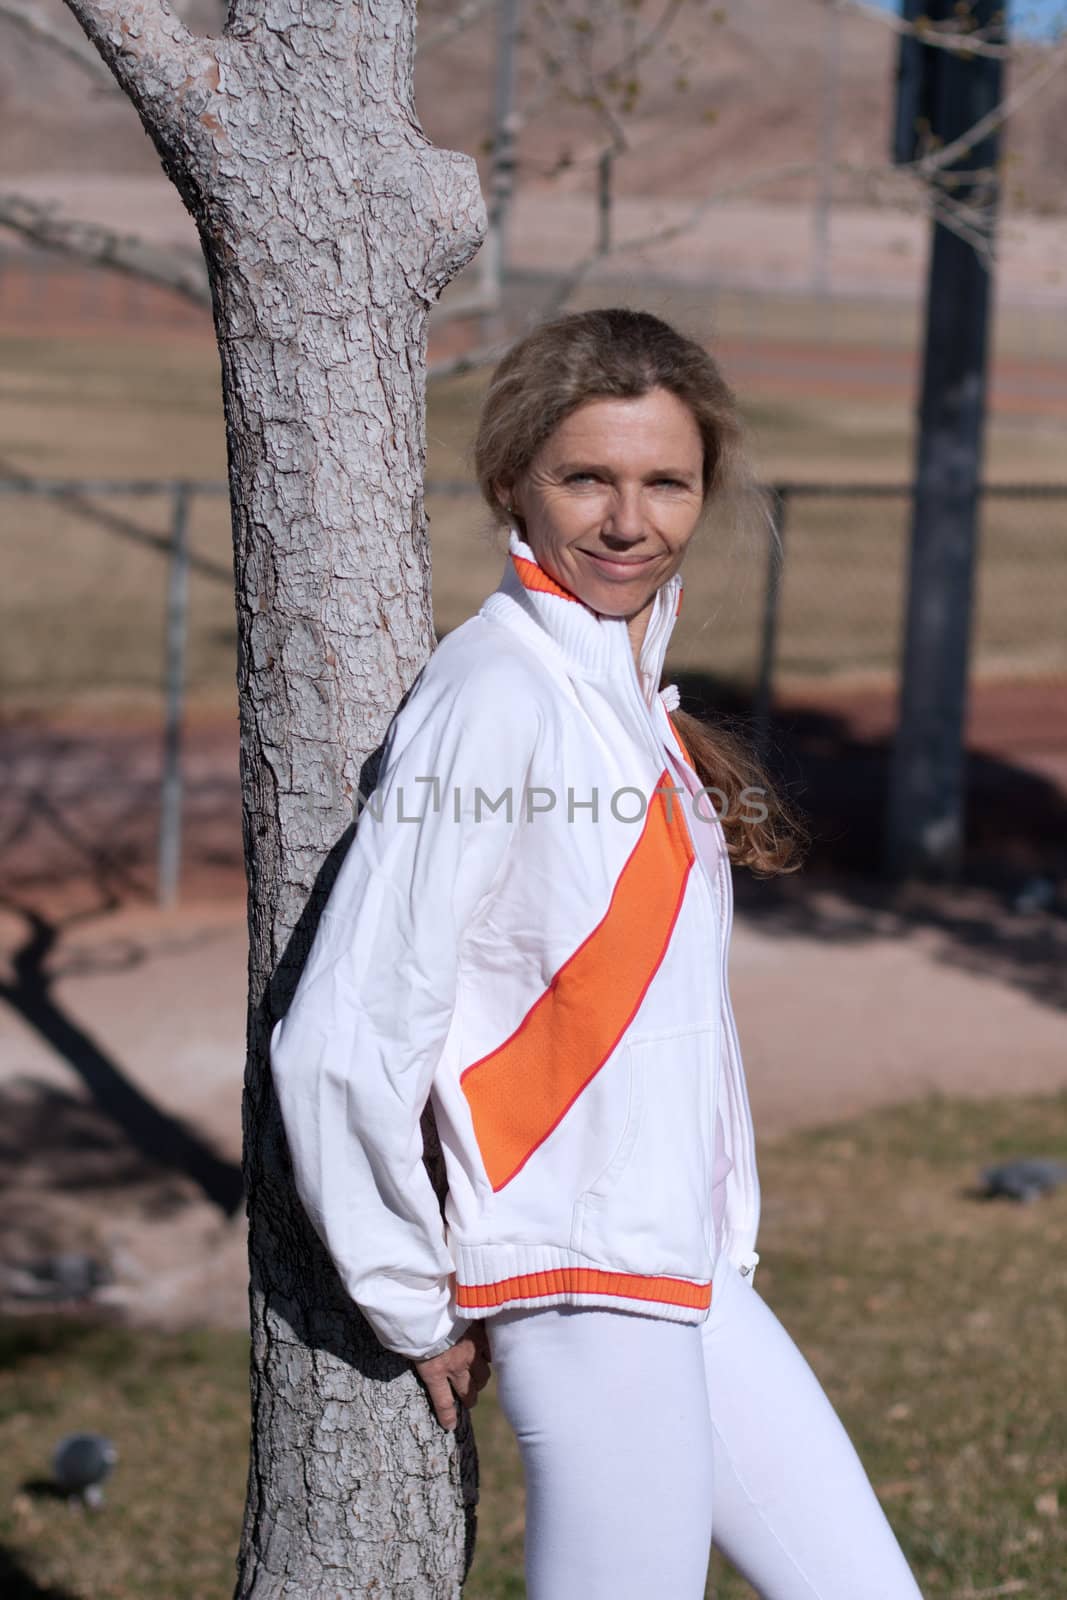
[0,1076,215,1276]
[0,1548,80,1600]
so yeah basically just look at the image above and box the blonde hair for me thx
[472,307,808,877]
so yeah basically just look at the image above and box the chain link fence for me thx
[3,475,1065,900]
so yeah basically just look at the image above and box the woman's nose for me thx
[603,488,645,540]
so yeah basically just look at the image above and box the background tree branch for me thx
[0,0,118,81]
[843,0,1031,60]
[418,0,494,56]
[0,190,211,304]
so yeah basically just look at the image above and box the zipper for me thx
[611,598,721,1247]
[714,841,761,1263]
[611,599,760,1267]
[671,749,760,1264]
[613,585,685,782]
[647,683,761,1269]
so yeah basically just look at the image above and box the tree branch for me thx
[603,0,688,82]
[418,0,494,55]
[841,0,1024,60]
[0,0,117,81]
[915,39,1067,179]
[836,155,1002,265]
[564,159,820,281]
[59,0,198,115]
[534,2,629,153]
[428,160,819,383]
[0,191,211,306]
[429,81,1052,391]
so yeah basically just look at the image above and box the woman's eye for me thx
[561,472,688,489]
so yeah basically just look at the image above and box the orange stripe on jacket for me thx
[460,773,695,1190]
[457,1266,711,1312]
[510,552,581,603]
[513,551,684,622]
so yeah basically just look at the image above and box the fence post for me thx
[752,486,787,759]
[597,148,614,256]
[159,482,190,908]
[479,0,521,322]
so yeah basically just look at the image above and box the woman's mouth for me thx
[579,549,660,582]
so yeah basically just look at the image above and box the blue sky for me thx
[862,0,1065,41]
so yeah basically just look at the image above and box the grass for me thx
[2,293,1066,719]
[0,1320,250,1599]
[1,1092,1065,1597]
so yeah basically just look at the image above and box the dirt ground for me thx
[2,673,1065,1335]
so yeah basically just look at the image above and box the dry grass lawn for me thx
[1,1091,1065,1599]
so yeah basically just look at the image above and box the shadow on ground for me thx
[0,896,244,1219]
[0,1075,220,1259]
[0,1547,79,1600]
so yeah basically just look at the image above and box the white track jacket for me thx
[270,527,762,1362]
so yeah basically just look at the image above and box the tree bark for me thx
[59,0,487,1592]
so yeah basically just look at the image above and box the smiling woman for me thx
[474,306,807,877]
[497,387,705,641]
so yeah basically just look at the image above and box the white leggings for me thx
[486,1258,925,1599]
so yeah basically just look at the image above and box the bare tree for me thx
[56,0,486,1593]
[524,0,697,257]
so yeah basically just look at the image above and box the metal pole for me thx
[885,0,1004,881]
[812,0,842,302]
[159,482,190,908]
[479,0,522,318]
[752,487,787,760]
[597,148,614,257]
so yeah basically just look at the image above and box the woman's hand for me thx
[414,1320,493,1431]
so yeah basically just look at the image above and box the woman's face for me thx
[502,386,706,627]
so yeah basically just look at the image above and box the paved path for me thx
[2,882,1063,1328]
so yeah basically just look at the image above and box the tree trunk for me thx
[59,0,487,1592]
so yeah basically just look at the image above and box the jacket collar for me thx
[479,526,684,706]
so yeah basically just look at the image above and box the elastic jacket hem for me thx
[453,1242,712,1319]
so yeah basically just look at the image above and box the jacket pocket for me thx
[569,1022,717,1280]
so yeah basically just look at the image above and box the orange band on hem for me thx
[456,1265,712,1312]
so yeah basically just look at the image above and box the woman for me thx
[270,309,925,1599]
